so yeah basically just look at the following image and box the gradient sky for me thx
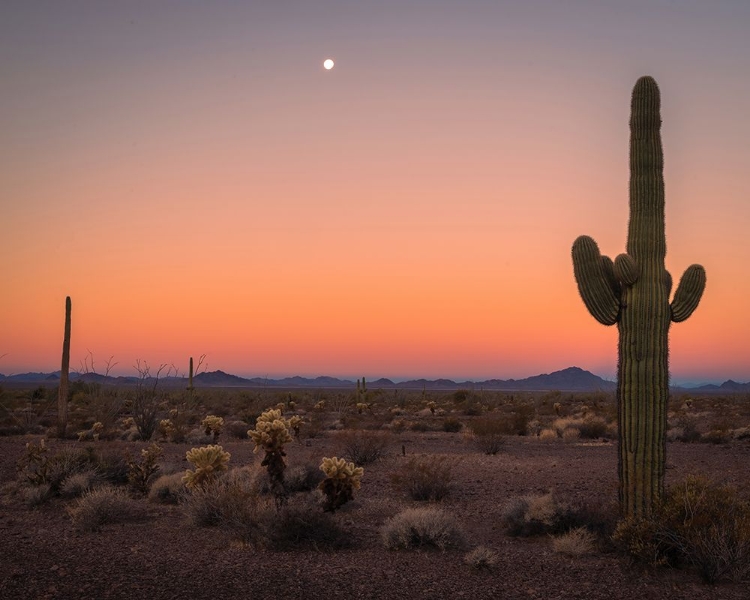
[2,1,749,384]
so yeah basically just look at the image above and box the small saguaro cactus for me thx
[571,76,706,518]
[318,456,364,512]
[356,377,367,404]
[57,296,71,438]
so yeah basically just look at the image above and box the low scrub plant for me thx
[183,467,260,527]
[335,430,390,466]
[68,486,147,532]
[469,418,507,455]
[442,417,462,433]
[318,456,364,512]
[464,546,499,570]
[183,445,230,490]
[391,456,453,502]
[552,527,597,555]
[501,493,570,537]
[613,476,750,583]
[60,470,99,499]
[381,507,466,551]
[149,472,187,504]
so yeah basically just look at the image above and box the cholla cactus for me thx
[201,415,224,441]
[426,401,437,415]
[17,439,49,485]
[318,456,364,512]
[248,409,294,503]
[314,400,325,411]
[356,402,369,415]
[288,415,303,440]
[182,444,230,490]
[159,418,175,438]
[127,443,163,495]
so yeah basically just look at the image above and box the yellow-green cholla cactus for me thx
[248,409,294,501]
[182,444,230,490]
[287,415,303,440]
[201,415,224,441]
[318,456,364,512]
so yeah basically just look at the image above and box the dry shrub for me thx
[502,493,569,537]
[381,507,466,551]
[468,418,507,455]
[23,484,52,507]
[60,470,100,498]
[148,472,187,504]
[225,420,250,439]
[578,416,609,439]
[335,430,390,465]
[442,417,462,433]
[613,476,750,583]
[552,527,597,555]
[464,545,499,570]
[69,487,147,532]
[183,467,259,527]
[562,427,581,442]
[391,456,453,502]
[261,496,348,550]
[284,463,326,494]
[539,428,557,441]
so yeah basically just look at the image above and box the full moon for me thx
[323,58,334,70]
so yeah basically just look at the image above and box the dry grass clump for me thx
[391,456,453,502]
[148,472,187,504]
[381,507,466,551]
[335,430,390,465]
[552,527,597,555]
[562,427,580,442]
[464,545,499,570]
[68,486,148,532]
[60,470,100,498]
[23,484,52,508]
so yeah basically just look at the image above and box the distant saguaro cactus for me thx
[571,77,706,518]
[57,297,71,438]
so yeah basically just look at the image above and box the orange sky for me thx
[2,2,750,384]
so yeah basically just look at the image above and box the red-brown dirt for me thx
[1,433,749,600]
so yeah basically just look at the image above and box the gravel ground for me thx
[1,433,749,600]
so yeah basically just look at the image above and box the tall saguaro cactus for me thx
[57,296,72,438]
[572,77,706,518]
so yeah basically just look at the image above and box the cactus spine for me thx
[571,77,706,518]
[57,296,71,438]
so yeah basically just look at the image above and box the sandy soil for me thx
[1,432,749,600]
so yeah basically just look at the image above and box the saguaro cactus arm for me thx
[572,235,620,326]
[670,265,706,322]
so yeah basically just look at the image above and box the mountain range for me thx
[0,366,746,392]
